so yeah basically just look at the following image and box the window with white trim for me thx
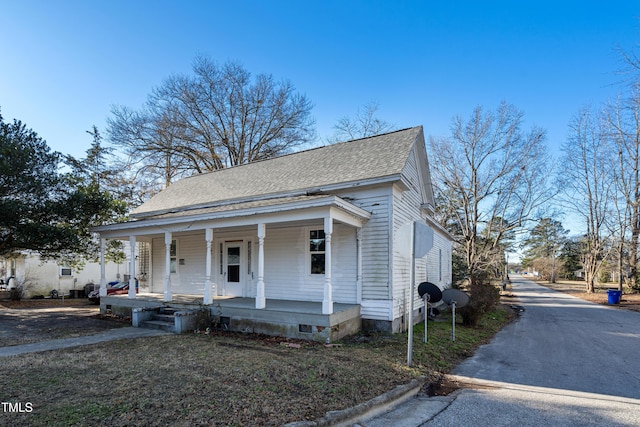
[170,240,177,273]
[310,230,325,274]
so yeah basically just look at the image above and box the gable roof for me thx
[132,126,423,218]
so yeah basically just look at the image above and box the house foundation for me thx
[102,294,361,342]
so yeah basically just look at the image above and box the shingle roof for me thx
[132,126,423,218]
[146,195,328,220]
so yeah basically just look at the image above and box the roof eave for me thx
[94,195,372,237]
[130,174,402,220]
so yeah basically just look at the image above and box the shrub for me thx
[6,274,36,301]
[458,273,500,327]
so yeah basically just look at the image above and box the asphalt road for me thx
[453,275,640,399]
[360,276,640,426]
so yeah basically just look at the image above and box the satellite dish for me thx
[442,288,470,341]
[418,282,442,303]
[442,288,470,308]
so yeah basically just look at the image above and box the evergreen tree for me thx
[521,218,568,282]
[0,112,126,259]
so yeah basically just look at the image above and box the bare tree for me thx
[605,90,640,291]
[614,43,640,87]
[107,57,316,187]
[328,101,394,143]
[561,106,613,292]
[108,105,194,188]
[429,102,554,284]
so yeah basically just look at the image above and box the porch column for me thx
[204,228,213,305]
[128,235,136,299]
[164,231,172,302]
[323,217,333,314]
[256,223,266,309]
[99,238,107,297]
[356,228,362,304]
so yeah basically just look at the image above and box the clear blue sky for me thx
[1,1,639,162]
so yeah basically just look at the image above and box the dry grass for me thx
[3,334,417,426]
[0,302,514,426]
[536,279,640,313]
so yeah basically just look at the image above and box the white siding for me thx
[349,193,392,300]
[263,226,312,300]
[149,225,359,303]
[151,237,164,293]
[331,223,357,302]
[10,250,127,296]
[151,232,207,295]
[424,231,452,289]
[263,224,357,303]
[334,186,393,320]
[392,148,427,321]
[389,146,452,324]
[176,233,207,294]
[360,299,392,321]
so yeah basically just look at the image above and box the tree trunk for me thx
[617,240,625,291]
[630,221,639,291]
[584,252,597,293]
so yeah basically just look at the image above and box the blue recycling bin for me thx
[607,289,622,305]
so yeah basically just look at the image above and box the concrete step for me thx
[140,319,175,332]
[160,308,179,315]
[152,313,175,322]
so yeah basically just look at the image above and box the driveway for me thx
[362,275,640,426]
[453,275,640,398]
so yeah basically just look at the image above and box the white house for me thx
[94,126,453,340]
[0,252,128,297]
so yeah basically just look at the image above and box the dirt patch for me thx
[424,374,460,396]
[0,298,128,347]
[537,280,640,313]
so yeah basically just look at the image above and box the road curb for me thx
[446,375,640,405]
[282,376,429,427]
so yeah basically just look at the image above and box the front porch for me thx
[102,293,361,342]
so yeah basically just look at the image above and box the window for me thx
[60,267,72,277]
[219,243,223,274]
[170,240,177,274]
[138,242,150,280]
[227,246,241,282]
[310,230,325,274]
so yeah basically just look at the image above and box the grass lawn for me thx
[0,305,513,426]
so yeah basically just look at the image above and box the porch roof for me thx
[94,194,371,239]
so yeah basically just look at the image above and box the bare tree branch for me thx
[107,57,316,188]
[328,101,394,143]
[429,102,555,282]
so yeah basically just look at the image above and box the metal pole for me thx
[451,300,456,341]
[424,295,429,343]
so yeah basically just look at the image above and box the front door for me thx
[223,242,244,296]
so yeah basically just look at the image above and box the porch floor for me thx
[101,293,361,341]
[105,293,358,314]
